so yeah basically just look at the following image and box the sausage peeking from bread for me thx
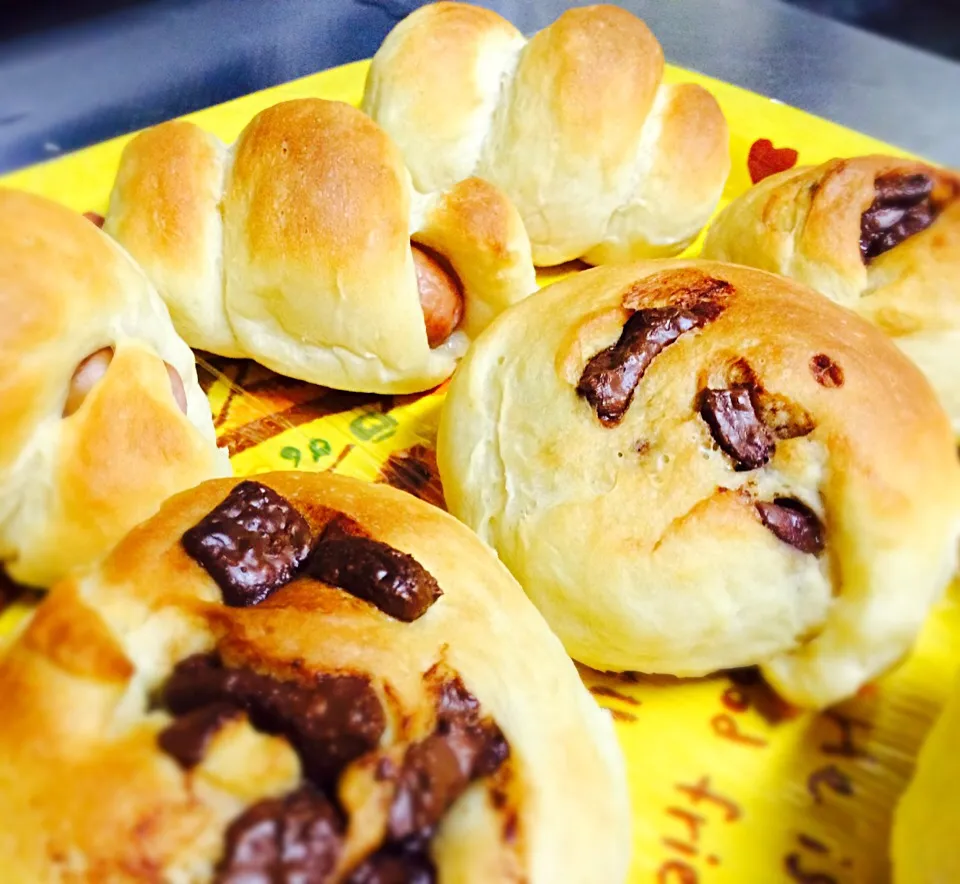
[412,244,464,348]
[0,188,229,589]
[104,98,536,395]
[63,347,188,418]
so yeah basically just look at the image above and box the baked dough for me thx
[0,472,629,882]
[701,155,960,432]
[892,667,960,883]
[437,259,960,709]
[105,98,536,394]
[362,2,730,267]
[0,188,229,589]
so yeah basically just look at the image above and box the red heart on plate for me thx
[748,139,799,184]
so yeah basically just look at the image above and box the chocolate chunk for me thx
[387,734,471,841]
[347,851,436,884]
[163,654,385,786]
[699,388,775,471]
[435,677,508,777]
[875,172,933,205]
[182,481,313,608]
[435,676,481,724]
[861,172,938,262]
[320,514,370,542]
[215,787,344,884]
[157,702,241,768]
[578,286,729,426]
[388,679,509,840]
[810,354,844,389]
[756,498,825,556]
[309,537,442,622]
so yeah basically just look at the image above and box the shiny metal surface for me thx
[1,0,958,173]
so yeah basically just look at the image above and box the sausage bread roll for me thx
[105,98,536,395]
[0,188,229,589]
[362,2,730,267]
[0,472,630,882]
[892,667,960,883]
[701,155,960,431]
[437,260,960,709]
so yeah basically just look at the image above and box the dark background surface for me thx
[1,0,959,173]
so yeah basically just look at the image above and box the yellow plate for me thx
[1,59,948,884]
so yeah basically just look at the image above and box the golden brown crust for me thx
[105,121,238,356]
[363,2,730,265]
[523,5,663,164]
[438,259,960,709]
[0,188,229,588]
[106,99,536,394]
[227,100,410,287]
[702,154,960,430]
[0,473,629,882]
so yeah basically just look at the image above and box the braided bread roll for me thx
[105,98,536,394]
[0,472,629,882]
[702,155,960,431]
[437,259,960,709]
[0,188,229,589]
[362,2,730,267]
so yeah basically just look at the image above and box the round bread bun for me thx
[0,188,229,589]
[437,259,960,709]
[701,155,960,432]
[105,98,536,394]
[892,667,960,882]
[362,2,730,266]
[0,472,630,882]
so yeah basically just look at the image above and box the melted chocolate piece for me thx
[699,388,776,471]
[216,787,344,884]
[310,537,442,622]
[163,654,385,786]
[388,679,509,840]
[756,498,825,556]
[860,172,937,262]
[387,734,471,841]
[182,481,313,607]
[810,354,844,389]
[320,514,370,542]
[578,297,727,426]
[157,702,241,768]
[347,850,436,884]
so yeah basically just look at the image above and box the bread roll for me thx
[437,259,960,709]
[892,667,960,882]
[0,472,629,882]
[701,155,960,432]
[0,188,229,588]
[362,2,730,267]
[105,98,536,394]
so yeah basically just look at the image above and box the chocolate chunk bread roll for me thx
[363,2,730,266]
[0,473,629,882]
[701,155,960,431]
[0,188,229,588]
[105,98,536,394]
[438,260,960,709]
